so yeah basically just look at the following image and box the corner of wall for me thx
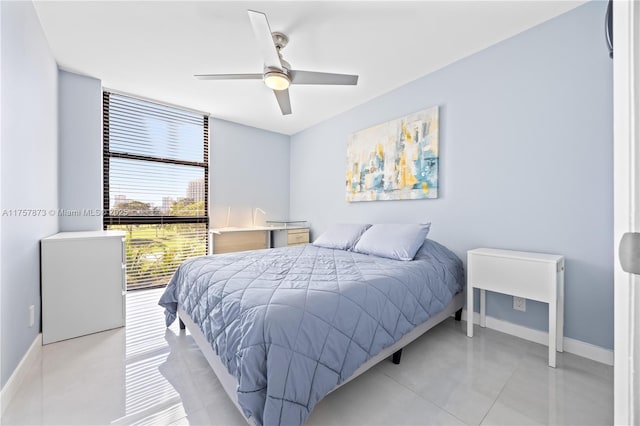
[57,70,103,232]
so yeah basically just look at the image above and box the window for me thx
[103,91,208,290]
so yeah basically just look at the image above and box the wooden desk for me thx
[209,226,309,254]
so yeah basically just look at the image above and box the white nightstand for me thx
[41,231,126,344]
[466,248,565,367]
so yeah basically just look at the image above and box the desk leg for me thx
[467,286,474,337]
[549,296,557,368]
[480,289,486,328]
[557,265,564,352]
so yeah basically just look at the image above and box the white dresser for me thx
[41,231,126,344]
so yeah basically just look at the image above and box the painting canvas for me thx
[346,106,439,202]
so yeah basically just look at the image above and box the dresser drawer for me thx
[287,229,309,245]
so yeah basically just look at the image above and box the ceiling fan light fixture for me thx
[264,71,290,91]
[195,11,359,115]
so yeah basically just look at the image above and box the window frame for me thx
[102,90,209,244]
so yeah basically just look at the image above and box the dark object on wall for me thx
[605,0,613,59]
[619,232,640,275]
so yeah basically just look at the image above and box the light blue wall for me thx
[1,1,59,387]
[58,70,103,231]
[210,119,290,227]
[290,2,613,349]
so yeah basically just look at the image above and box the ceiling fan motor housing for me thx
[271,32,289,50]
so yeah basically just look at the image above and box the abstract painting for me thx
[346,106,439,202]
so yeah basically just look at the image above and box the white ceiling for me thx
[34,1,585,135]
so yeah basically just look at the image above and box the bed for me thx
[159,238,464,426]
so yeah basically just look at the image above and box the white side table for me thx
[466,248,565,367]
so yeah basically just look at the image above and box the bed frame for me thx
[177,291,465,425]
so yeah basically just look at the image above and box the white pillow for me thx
[353,223,431,261]
[312,223,371,250]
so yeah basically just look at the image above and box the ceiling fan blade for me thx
[194,73,263,80]
[273,89,292,115]
[289,70,358,86]
[247,10,282,70]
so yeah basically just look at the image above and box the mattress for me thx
[159,239,464,426]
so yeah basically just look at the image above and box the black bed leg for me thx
[179,318,186,330]
[392,349,402,365]
[454,308,462,322]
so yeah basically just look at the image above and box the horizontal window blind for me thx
[104,91,208,290]
[109,158,206,218]
[110,223,208,290]
[107,94,204,163]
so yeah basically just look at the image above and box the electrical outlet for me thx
[29,305,35,327]
[513,297,526,312]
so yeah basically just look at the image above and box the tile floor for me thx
[1,288,613,425]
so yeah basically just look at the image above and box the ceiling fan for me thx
[194,10,359,116]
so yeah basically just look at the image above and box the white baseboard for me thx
[0,333,42,415]
[461,310,614,366]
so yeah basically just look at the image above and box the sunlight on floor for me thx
[1,288,613,426]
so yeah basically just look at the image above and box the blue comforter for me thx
[159,240,463,425]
